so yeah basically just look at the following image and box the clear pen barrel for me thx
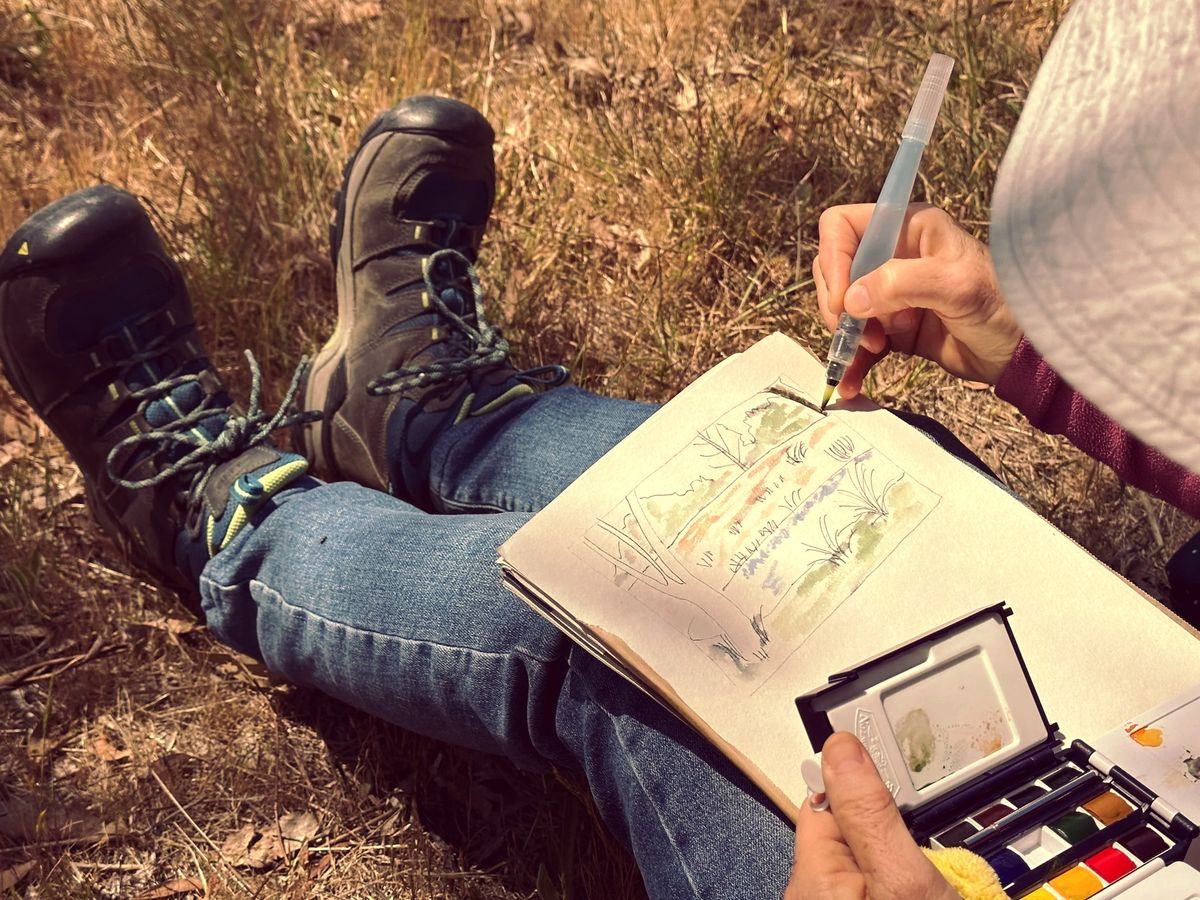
[827,313,865,371]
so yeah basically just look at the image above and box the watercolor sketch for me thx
[582,379,941,685]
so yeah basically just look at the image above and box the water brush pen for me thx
[819,53,955,411]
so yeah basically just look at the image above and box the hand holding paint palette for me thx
[796,606,1198,898]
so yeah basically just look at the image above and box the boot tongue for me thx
[142,369,227,442]
[436,285,469,319]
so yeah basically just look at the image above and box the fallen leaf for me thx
[496,3,534,40]
[26,734,68,759]
[673,73,698,112]
[278,810,320,849]
[565,55,607,82]
[962,380,992,391]
[588,217,618,251]
[309,853,334,880]
[93,734,131,762]
[0,797,124,844]
[132,877,205,899]
[0,861,34,891]
[139,617,202,635]
[336,0,380,24]
[630,230,653,272]
[564,55,609,103]
[221,823,270,868]
[220,812,319,869]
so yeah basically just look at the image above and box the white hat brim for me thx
[990,0,1200,474]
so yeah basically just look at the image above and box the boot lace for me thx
[367,247,567,396]
[106,352,320,532]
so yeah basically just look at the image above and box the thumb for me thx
[843,256,958,321]
[822,733,953,896]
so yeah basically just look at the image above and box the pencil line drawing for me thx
[583,378,942,688]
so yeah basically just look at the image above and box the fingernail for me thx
[844,284,872,317]
[823,734,868,774]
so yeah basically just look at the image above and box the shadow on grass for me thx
[272,685,647,900]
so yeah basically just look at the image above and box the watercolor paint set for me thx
[796,605,1198,898]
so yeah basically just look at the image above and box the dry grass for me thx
[0,0,1194,896]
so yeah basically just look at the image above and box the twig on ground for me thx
[0,637,126,689]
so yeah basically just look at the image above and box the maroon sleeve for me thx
[995,338,1200,518]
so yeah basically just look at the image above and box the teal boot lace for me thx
[106,352,320,534]
[366,247,568,396]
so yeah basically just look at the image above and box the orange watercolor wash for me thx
[1129,727,1164,747]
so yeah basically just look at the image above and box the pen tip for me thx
[819,385,834,412]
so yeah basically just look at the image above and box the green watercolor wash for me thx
[643,476,728,539]
[753,400,813,449]
[896,709,936,773]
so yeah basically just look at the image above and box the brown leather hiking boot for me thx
[300,95,565,508]
[0,186,313,612]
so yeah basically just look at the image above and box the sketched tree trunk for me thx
[692,424,750,472]
[586,491,769,664]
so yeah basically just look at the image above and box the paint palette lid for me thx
[795,604,1054,812]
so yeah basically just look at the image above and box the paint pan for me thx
[1117,825,1169,861]
[1085,846,1136,881]
[1049,810,1100,844]
[1008,825,1071,868]
[987,847,1030,886]
[972,802,1016,827]
[1008,784,1050,808]
[1048,864,1103,898]
[933,820,978,846]
[1024,834,1171,898]
[1082,792,1133,827]
[794,604,1199,896]
[1042,767,1083,790]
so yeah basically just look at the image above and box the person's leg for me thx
[0,180,792,899]
[199,478,794,899]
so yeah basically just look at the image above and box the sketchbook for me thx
[497,333,1200,821]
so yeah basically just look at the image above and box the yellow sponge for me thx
[922,847,1008,900]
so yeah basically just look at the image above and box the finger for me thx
[858,317,888,355]
[843,255,965,322]
[816,259,889,347]
[789,798,863,900]
[816,203,943,321]
[813,255,839,332]
[880,308,922,336]
[822,733,946,893]
[816,204,877,318]
[833,339,887,402]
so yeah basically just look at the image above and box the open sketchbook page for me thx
[499,333,1200,816]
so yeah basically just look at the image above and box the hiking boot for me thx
[0,185,313,613]
[299,95,566,507]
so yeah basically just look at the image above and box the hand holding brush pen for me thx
[819,53,955,411]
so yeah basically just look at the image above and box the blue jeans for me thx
[198,386,795,900]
